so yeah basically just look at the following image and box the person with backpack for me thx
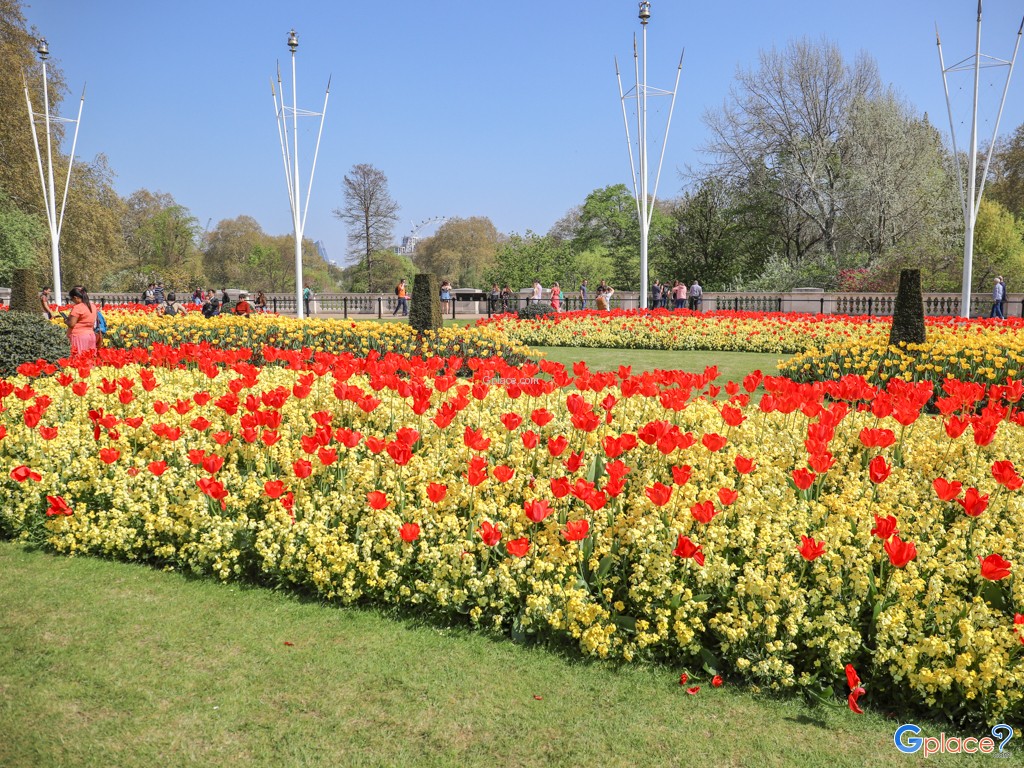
[393,279,409,316]
[163,292,184,316]
[142,284,156,305]
[303,285,312,315]
[94,305,108,348]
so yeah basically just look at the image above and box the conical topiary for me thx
[410,273,442,332]
[889,269,926,346]
[10,268,40,313]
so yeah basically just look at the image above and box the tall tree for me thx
[0,189,43,284]
[0,0,67,213]
[989,122,1024,219]
[333,163,399,292]
[414,217,500,288]
[704,38,881,261]
[120,189,201,290]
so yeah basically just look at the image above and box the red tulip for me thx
[466,456,488,487]
[148,461,168,476]
[99,448,120,465]
[933,477,963,502]
[506,537,530,558]
[317,447,338,466]
[493,465,515,483]
[884,535,917,568]
[563,519,590,541]
[797,535,826,561]
[686,686,701,695]
[979,553,1012,581]
[991,460,1023,490]
[671,465,692,486]
[711,675,723,688]
[399,522,420,543]
[956,487,989,517]
[530,408,553,427]
[202,455,224,474]
[678,672,689,685]
[792,468,816,490]
[521,430,539,449]
[293,460,313,479]
[501,412,523,431]
[701,433,728,452]
[870,515,898,540]
[717,487,738,506]
[524,499,552,523]
[426,483,447,503]
[550,477,571,498]
[848,686,865,715]
[477,520,502,546]
[547,435,568,457]
[367,491,389,510]
[645,482,673,507]
[868,455,891,484]
[734,455,757,474]
[264,480,286,499]
[690,500,717,524]
[45,495,73,517]
[859,428,896,448]
[671,535,705,566]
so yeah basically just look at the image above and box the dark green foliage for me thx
[410,273,442,332]
[0,310,70,377]
[889,269,926,346]
[516,303,554,320]
[9,268,39,312]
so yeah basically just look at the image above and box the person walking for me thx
[579,279,588,310]
[303,285,312,315]
[65,286,98,356]
[500,285,513,313]
[489,283,500,314]
[255,291,268,313]
[689,279,703,311]
[531,279,543,306]
[550,282,561,312]
[992,276,1006,319]
[394,279,409,316]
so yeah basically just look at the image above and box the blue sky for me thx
[22,1,1024,265]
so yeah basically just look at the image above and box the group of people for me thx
[652,279,703,311]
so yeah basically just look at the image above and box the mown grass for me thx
[0,542,982,768]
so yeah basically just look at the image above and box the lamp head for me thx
[287,29,298,52]
[36,38,49,60]
[638,2,651,24]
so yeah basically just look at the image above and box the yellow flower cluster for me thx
[780,323,1024,385]
[1,358,1022,725]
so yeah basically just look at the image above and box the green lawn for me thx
[0,542,979,768]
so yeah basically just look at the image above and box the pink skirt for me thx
[70,331,97,355]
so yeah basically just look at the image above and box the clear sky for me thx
[20,1,1024,265]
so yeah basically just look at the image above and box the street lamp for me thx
[937,2,1022,318]
[23,37,85,305]
[271,29,330,319]
[615,2,683,310]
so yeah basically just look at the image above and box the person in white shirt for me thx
[532,279,543,305]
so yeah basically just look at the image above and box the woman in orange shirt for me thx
[65,286,98,356]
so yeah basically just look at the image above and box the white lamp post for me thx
[271,29,330,319]
[937,2,1022,318]
[23,37,85,305]
[615,2,683,310]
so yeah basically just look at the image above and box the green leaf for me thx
[596,554,615,581]
[700,647,720,675]
[611,614,637,633]
[586,454,606,485]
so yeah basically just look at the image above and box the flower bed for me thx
[479,308,1024,359]
[94,311,534,366]
[780,324,1024,386]
[1,349,1022,725]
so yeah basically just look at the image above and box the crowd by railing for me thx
[2,288,1017,320]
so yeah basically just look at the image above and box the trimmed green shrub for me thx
[0,310,70,377]
[410,273,442,332]
[516,302,554,320]
[10,268,40,313]
[889,269,926,346]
